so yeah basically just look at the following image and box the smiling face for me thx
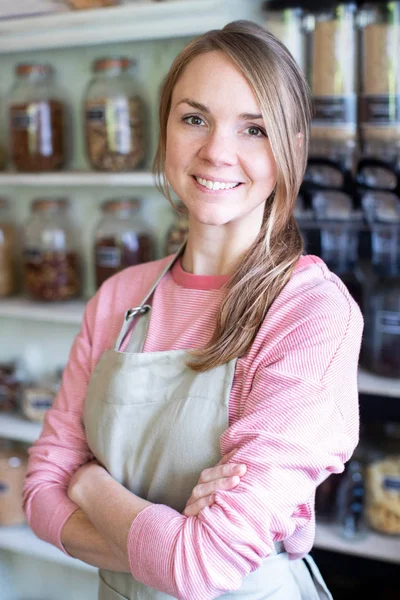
[165,51,277,234]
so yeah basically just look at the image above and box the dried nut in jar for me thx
[10,100,66,172]
[0,363,20,413]
[68,0,119,8]
[23,249,81,301]
[85,96,145,171]
[366,457,400,535]
[22,385,55,423]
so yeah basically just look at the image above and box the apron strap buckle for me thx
[125,304,151,321]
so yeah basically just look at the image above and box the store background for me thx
[0,1,399,599]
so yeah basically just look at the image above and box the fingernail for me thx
[232,476,240,485]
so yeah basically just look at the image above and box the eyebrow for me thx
[176,98,263,121]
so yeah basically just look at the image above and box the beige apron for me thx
[83,249,333,600]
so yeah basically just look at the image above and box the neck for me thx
[180,217,262,276]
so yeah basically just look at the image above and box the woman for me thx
[23,21,363,599]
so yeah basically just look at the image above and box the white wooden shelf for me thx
[0,413,42,444]
[0,297,86,324]
[314,522,400,565]
[0,525,97,572]
[0,171,156,187]
[0,520,398,569]
[0,0,262,53]
[357,368,400,399]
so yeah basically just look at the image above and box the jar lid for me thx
[16,63,53,77]
[93,57,136,73]
[264,1,304,10]
[31,198,69,213]
[101,198,140,212]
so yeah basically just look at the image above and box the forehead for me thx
[171,51,260,112]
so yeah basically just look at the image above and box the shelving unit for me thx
[0,525,96,572]
[0,171,155,187]
[0,0,263,53]
[314,523,400,566]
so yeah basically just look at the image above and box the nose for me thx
[198,128,238,167]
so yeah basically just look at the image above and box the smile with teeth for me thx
[195,177,240,191]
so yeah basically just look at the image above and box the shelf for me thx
[0,413,42,444]
[0,525,97,572]
[0,297,86,325]
[0,171,156,187]
[314,522,400,565]
[0,521,398,570]
[0,0,261,53]
[358,369,400,399]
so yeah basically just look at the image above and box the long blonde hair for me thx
[154,20,312,372]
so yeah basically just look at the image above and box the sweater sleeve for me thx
[22,295,97,553]
[127,281,364,600]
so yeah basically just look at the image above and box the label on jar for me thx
[383,476,400,492]
[313,95,357,126]
[0,481,9,494]
[96,246,121,269]
[24,248,43,264]
[30,397,54,410]
[360,94,400,126]
[376,311,400,335]
[11,109,36,130]
[87,99,131,154]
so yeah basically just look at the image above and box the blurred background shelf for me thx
[314,522,400,565]
[0,413,42,444]
[0,520,398,571]
[0,297,86,324]
[0,171,156,187]
[0,525,97,572]
[0,0,262,53]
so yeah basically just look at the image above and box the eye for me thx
[245,126,267,138]
[183,115,205,127]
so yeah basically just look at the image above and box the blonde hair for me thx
[154,20,312,372]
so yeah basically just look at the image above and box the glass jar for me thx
[67,0,120,8]
[8,63,69,172]
[84,57,146,171]
[336,459,368,540]
[94,198,154,288]
[0,199,16,298]
[263,1,306,70]
[0,362,21,413]
[364,422,400,535]
[23,198,81,301]
[0,439,27,527]
[165,203,189,256]
[358,1,400,161]
[361,193,400,377]
[306,1,357,180]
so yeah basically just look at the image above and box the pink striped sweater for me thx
[23,254,363,599]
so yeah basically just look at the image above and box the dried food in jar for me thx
[10,100,65,172]
[0,442,28,526]
[22,385,56,423]
[366,456,400,534]
[0,199,16,297]
[68,0,120,8]
[0,363,20,413]
[23,249,81,301]
[85,96,145,171]
[95,234,153,288]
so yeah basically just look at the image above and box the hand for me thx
[183,448,247,517]
[68,460,110,507]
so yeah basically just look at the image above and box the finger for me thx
[198,462,247,485]
[184,494,214,517]
[217,448,238,466]
[188,475,241,505]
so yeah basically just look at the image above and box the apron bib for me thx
[83,248,333,600]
